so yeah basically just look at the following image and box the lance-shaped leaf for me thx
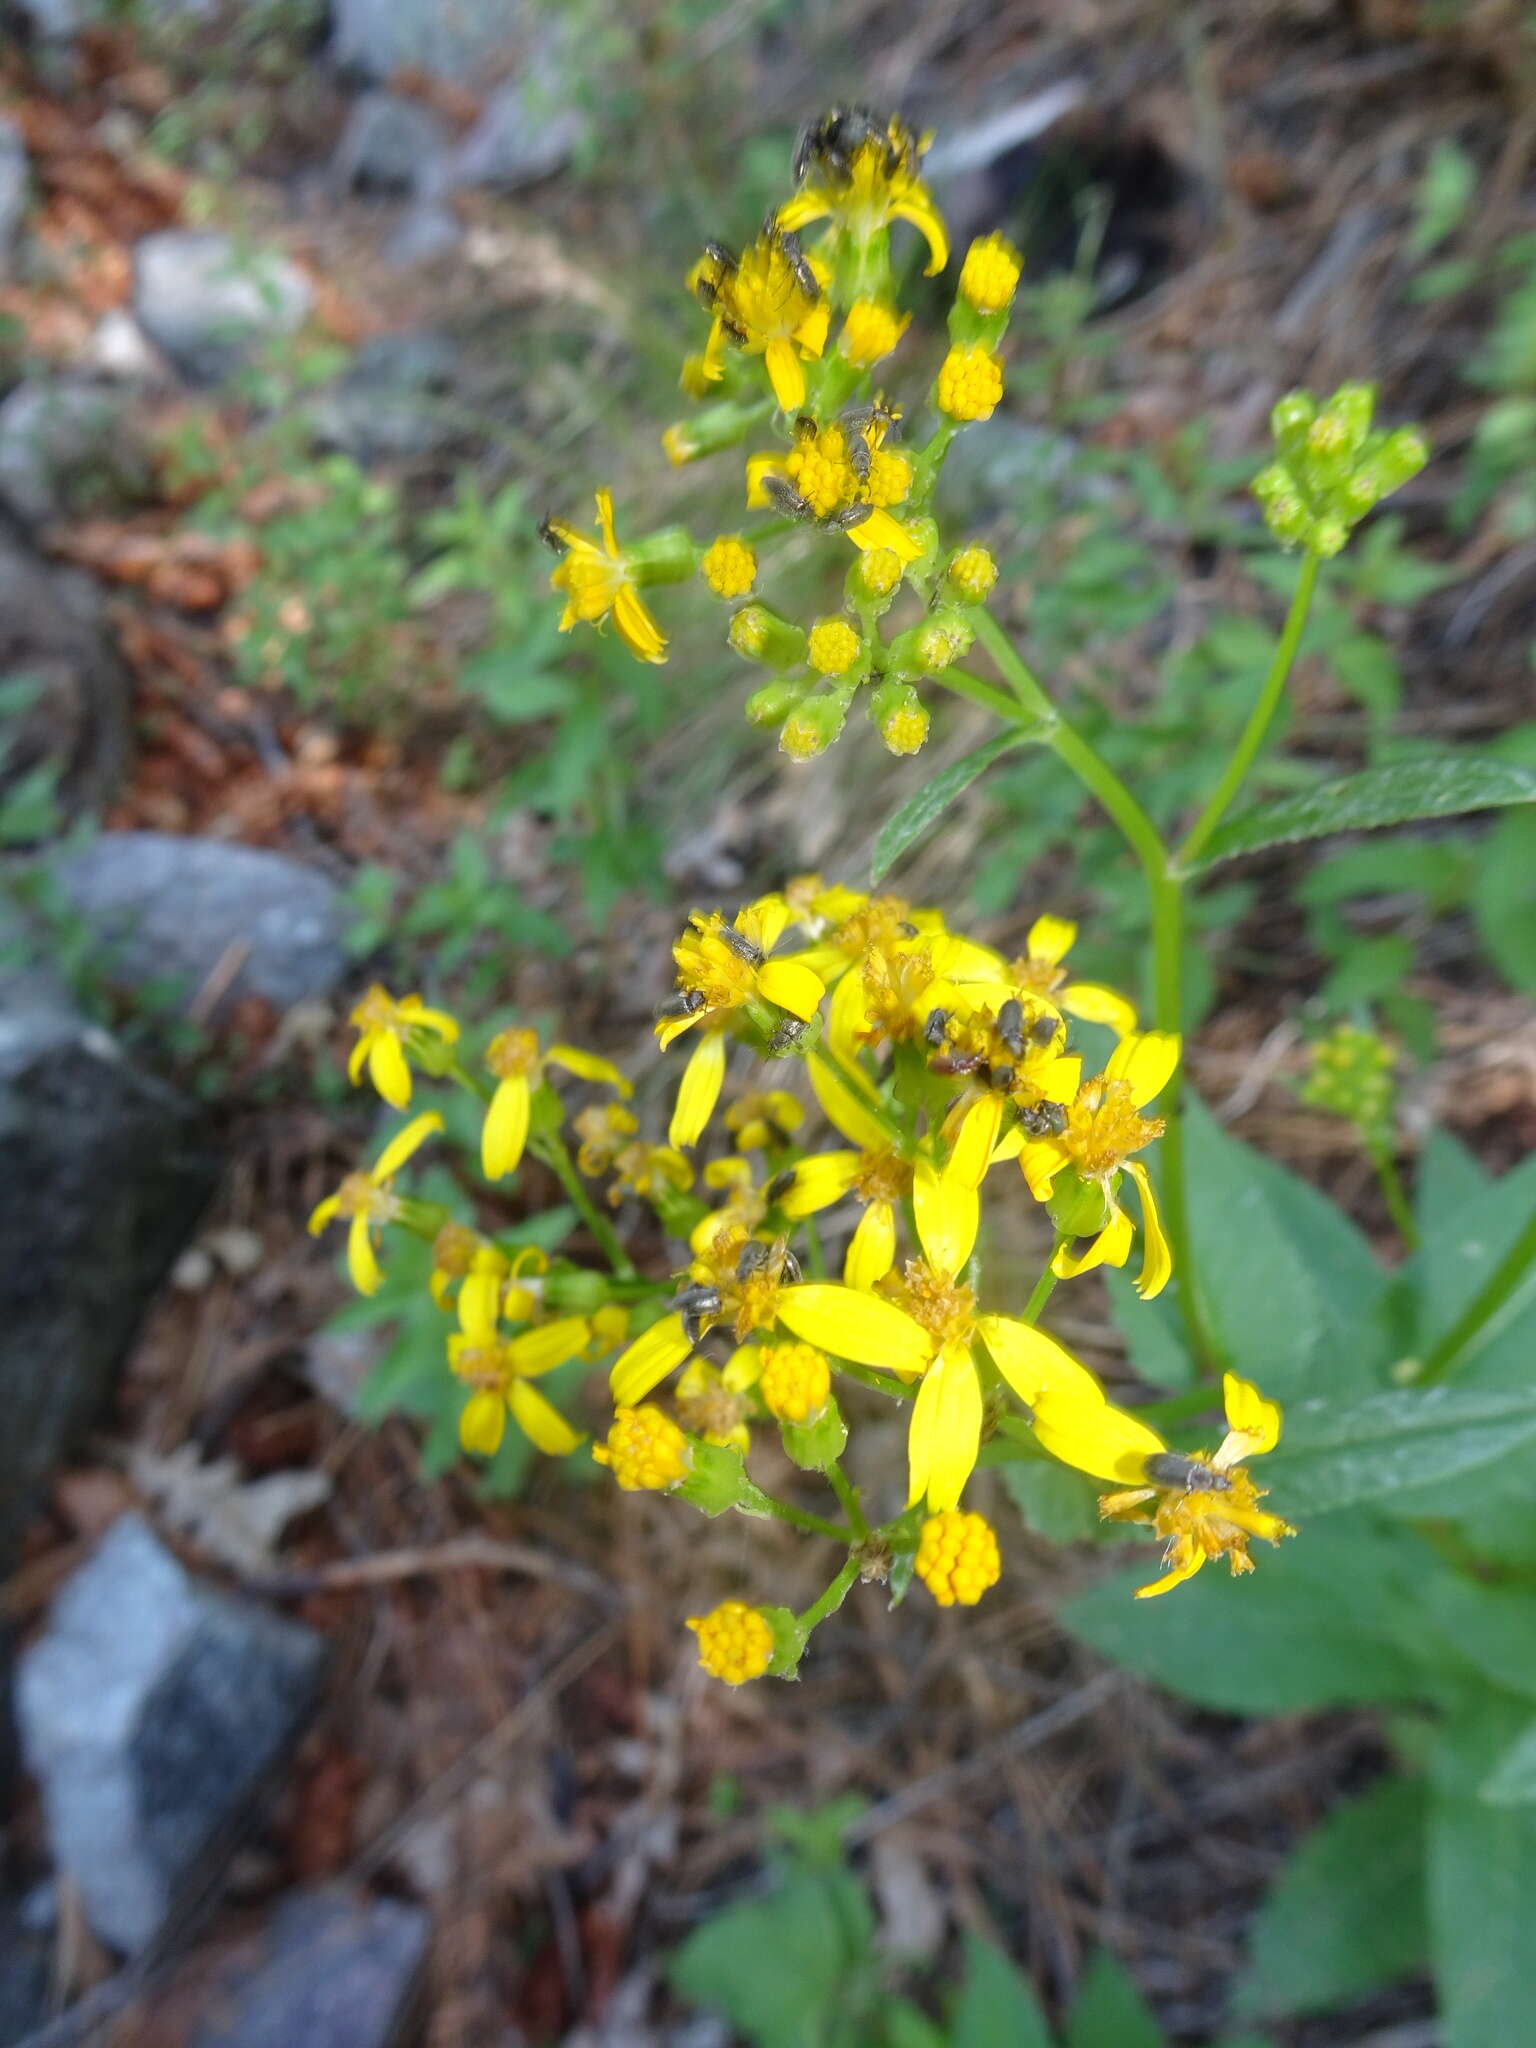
[871,732,1035,884]
[1261,1383,1536,1515]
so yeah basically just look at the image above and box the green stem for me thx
[1176,551,1321,870]
[797,1553,860,1634]
[1022,1243,1063,1324]
[1370,1141,1420,1252]
[530,1132,636,1280]
[1416,1203,1536,1384]
[836,1359,917,1401]
[935,663,1045,726]
[826,1460,870,1539]
[742,1483,851,1544]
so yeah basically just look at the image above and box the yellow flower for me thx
[958,233,1022,314]
[780,112,948,275]
[688,1157,767,1256]
[1002,1030,1178,1298]
[594,1404,690,1491]
[725,1090,804,1152]
[658,899,825,1150]
[1031,1373,1295,1598]
[775,1159,1104,1510]
[778,1058,910,1290]
[936,343,1004,422]
[688,1599,775,1684]
[915,1510,1001,1606]
[1009,914,1137,1036]
[347,985,459,1111]
[700,535,758,599]
[946,545,998,601]
[745,417,921,562]
[545,489,668,664]
[692,230,831,412]
[677,1356,752,1452]
[308,1111,444,1297]
[755,1340,831,1424]
[839,299,910,367]
[483,1030,632,1183]
[447,1278,588,1459]
[807,617,862,676]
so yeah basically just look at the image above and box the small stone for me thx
[0,116,28,281]
[383,201,463,270]
[79,308,176,384]
[301,331,461,459]
[17,1516,326,1953]
[52,831,348,1015]
[132,230,312,383]
[189,1885,429,2048]
[332,90,451,196]
[0,379,155,529]
[329,0,533,82]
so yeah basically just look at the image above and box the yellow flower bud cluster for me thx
[687,1600,776,1684]
[915,1510,1001,1606]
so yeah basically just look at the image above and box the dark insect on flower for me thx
[768,1016,808,1055]
[1145,1451,1233,1494]
[839,397,903,485]
[765,1168,797,1204]
[996,998,1026,1058]
[737,1239,772,1279]
[763,474,817,522]
[718,924,766,968]
[672,1281,724,1348]
[774,224,820,301]
[930,1049,983,1077]
[924,1006,952,1047]
[1018,1100,1069,1137]
[537,515,569,555]
[792,104,908,186]
[1031,1012,1061,1047]
[823,502,873,532]
[990,1063,1015,1094]
[656,988,707,1022]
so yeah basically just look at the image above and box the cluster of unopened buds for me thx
[537,105,1026,762]
[313,880,1295,1686]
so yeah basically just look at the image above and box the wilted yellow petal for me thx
[1052,1204,1135,1279]
[1126,1160,1172,1299]
[1134,1542,1207,1599]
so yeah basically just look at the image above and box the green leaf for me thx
[1065,1950,1164,2048]
[1261,1384,1536,1515]
[458,648,576,723]
[950,1933,1054,2048]
[1102,1272,1193,1390]
[1428,1701,1536,2048]
[1061,1514,1431,1713]
[1412,1141,1536,1386]
[1234,1774,1427,2018]
[1479,1718,1536,1806]
[871,733,1032,884]
[1001,1458,1103,1543]
[1410,138,1478,257]
[1472,805,1536,993]
[1417,1575,1536,1705]
[1188,756,1536,869]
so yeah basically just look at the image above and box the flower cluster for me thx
[1252,383,1428,557]
[312,883,1294,1686]
[537,107,1032,763]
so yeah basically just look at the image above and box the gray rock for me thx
[383,200,463,270]
[0,1901,50,2047]
[303,330,461,460]
[0,379,155,529]
[329,0,532,82]
[0,999,217,1563]
[333,90,451,196]
[52,832,348,1014]
[0,524,133,816]
[132,230,312,384]
[17,1516,325,1955]
[0,116,28,282]
[79,308,177,385]
[189,1886,429,2048]
[450,65,587,192]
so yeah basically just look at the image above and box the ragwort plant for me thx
[315,111,1536,2042]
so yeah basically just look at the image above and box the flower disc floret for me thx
[840,299,910,366]
[701,535,757,599]
[595,1405,691,1491]
[937,344,1004,422]
[916,1510,1001,1606]
[958,233,1022,314]
[756,1341,831,1424]
[687,1599,775,1684]
[808,618,862,676]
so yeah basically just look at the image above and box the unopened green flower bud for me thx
[781,1395,849,1473]
[945,544,998,602]
[729,605,807,667]
[745,675,810,727]
[1045,1168,1112,1243]
[849,547,904,603]
[870,678,929,756]
[779,694,848,761]
[1269,391,1316,455]
[1299,1024,1397,1141]
[1308,513,1350,558]
[627,524,697,586]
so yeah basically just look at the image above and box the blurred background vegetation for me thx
[0,0,1533,2042]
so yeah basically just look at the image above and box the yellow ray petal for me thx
[946,1094,1003,1191]
[775,189,828,235]
[756,957,825,1021]
[1215,1371,1283,1466]
[1134,1541,1207,1599]
[482,1074,531,1183]
[846,507,921,560]
[1126,1160,1172,1300]
[907,1341,982,1508]
[776,1284,932,1376]
[1030,1389,1166,1485]
[669,1029,728,1149]
[808,1048,888,1153]
[1027,914,1076,965]
[974,1315,1103,1406]
[374,1110,445,1182]
[778,1150,862,1217]
[844,1198,896,1291]
[457,1266,502,1345]
[1059,981,1137,1037]
[508,1316,592,1378]
[459,1388,507,1457]
[307,1194,340,1235]
[595,489,618,554]
[613,583,668,664]
[346,1212,382,1296]
[400,999,460,1042]
[1017,1135,1071,1201]
[1052,1203,1135,1279]
[611,1312,695,1406]
[1105,1030,1180,1106]
[547,1045,633,1096]
[508,1379,585,1456]
[367,1031,413,1111]
[890,189,950,275]
[913,1159,977,1277]
[763,336,807,412]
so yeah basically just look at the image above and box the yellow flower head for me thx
[756,1340,831,1424]
[781,109,948,275]
[852,545,904,599]
[573,1098,641,1176]
[958,232,1022,314]
[594,1404,690,1491]
[700,534,758,599]
[807,617,862,676]
[545,490,668,664]
[840,298,910,367]
[482,1031,632,1184]
[746,416,921,562]
[347,985,459,1111]
[447,1280,589,1460]
[1009,914,1137,1036]
[308,1111,444,1297]
[936,343,1004,422]
[725,1089,805,1151]
[692,229,831,413]
[916,1510,1001,1606]
[687,1599,775,1685]
[1033,1373,1294,1598]
[877,687,930,757]
[946,544,998,602]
